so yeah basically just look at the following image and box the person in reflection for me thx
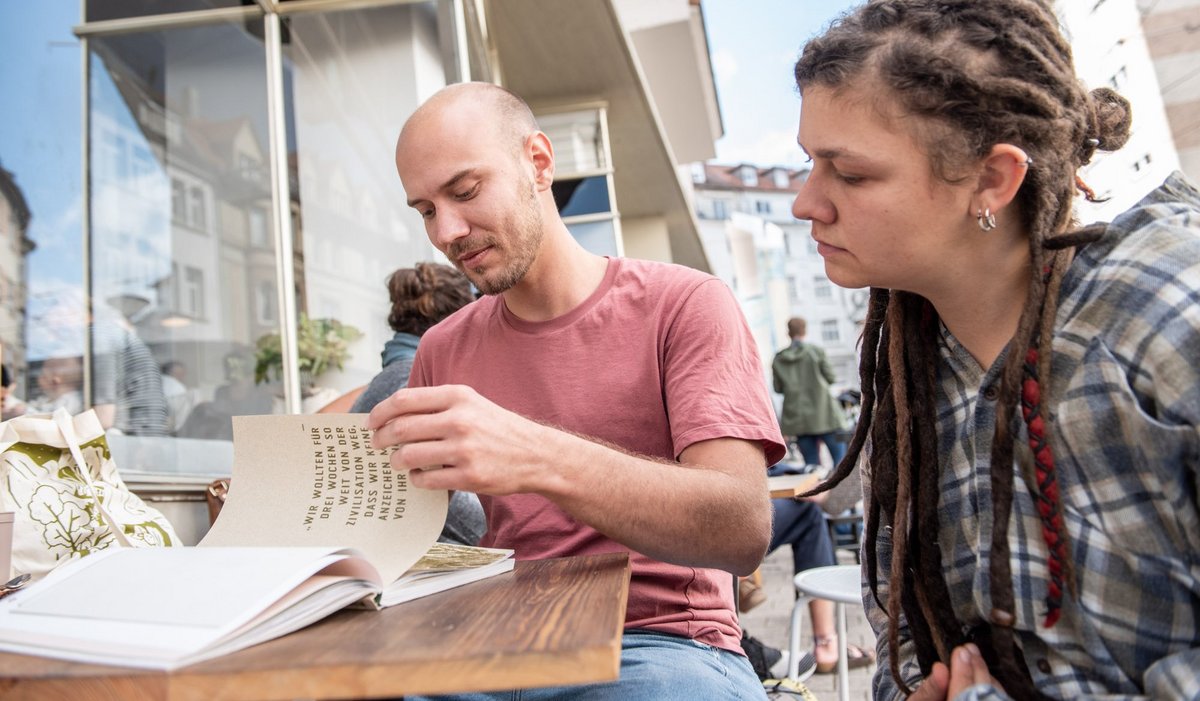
[793,2,1200,699]
[1,364,27,420]
[160,361,198,434]
[351,262,485,547]
[91,307,168,435]
[370,82,784,700]
[28,356,84,416]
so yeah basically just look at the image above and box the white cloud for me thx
[716,127,805,168]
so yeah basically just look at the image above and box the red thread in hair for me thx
[1021,348,1069,628]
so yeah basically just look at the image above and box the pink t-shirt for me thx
[409,257,786,653]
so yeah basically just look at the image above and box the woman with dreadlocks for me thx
[791,1,1200,699]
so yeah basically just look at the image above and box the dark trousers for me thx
[768,497,835,576]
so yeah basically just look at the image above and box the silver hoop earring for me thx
[977,207,997,232]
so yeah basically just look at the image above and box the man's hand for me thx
[365,383,771,573]
[908,644,1004,701]
[366,384,548,495]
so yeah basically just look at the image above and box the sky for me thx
[701,0,864,169]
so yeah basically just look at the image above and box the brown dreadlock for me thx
[793,1,1132,697]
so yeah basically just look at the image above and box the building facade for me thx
[1,0,722,541]
[1058,0,1187,222]
[692,163,863,397]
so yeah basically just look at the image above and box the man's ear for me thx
[973,143,1031,217]
[527,131,555,191]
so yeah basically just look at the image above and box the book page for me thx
[201,414,447,583]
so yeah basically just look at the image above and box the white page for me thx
[202,414,448,583]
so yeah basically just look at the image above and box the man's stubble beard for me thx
[463,185,545,296]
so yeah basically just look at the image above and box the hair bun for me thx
[1087,87,1131,152]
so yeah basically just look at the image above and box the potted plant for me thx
[254,313,363,395]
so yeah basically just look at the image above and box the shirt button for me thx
[1036,658,1051,674]
[983,385,999,401]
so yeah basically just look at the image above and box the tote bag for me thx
[0,408,180,580]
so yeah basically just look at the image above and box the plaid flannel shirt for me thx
[866,172,1200,701]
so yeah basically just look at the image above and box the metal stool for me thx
[789,565,862,701]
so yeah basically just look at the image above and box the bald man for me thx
[369,83,784,700]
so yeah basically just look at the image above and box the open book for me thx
[0,414,512,670]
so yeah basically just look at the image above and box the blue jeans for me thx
[405,630,766,701]
[795,432,846,469]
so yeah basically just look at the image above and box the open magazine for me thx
[0,414,512,670]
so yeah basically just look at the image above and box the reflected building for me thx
[691,163,862,394]
[0,164,34,381]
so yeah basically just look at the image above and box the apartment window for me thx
[738,166,758,187]
[755,200,771,214]
[182,266,205,319]
[821,319,840,343]
[255,280,277,325]
[171,178,185,223]
[690,163,706,184]
[541,106,620,257]
[786,274,799,303]
[248,208,268,248]
[713,200,728,220]
[188,185,207,231]
[814,276,832,300]
[772,170,789,189]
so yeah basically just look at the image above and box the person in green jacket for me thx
[772,317,846,468]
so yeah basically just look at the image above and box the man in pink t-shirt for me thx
[369,82,785,701]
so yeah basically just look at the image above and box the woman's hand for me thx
[909,643,1005,701]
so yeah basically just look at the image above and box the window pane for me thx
[553,176,610,218]
[88,17,280,463]
[0,4,85,421]
[566,219,618,257]
[284,3,440,409]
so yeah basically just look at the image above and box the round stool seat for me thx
[790,565,863,701]
[793,565,861,604]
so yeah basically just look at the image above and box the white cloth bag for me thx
[0,408,180,580]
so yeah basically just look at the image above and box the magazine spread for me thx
[0,414,512,670]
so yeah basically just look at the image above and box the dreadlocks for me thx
[794,1,1131,696]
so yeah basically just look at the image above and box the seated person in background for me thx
[351,262,483,547]
[91,311,168,435]
[28,356,84,416]
[371,82,783,700]
[761,490,874,677]
[1,364,26,420]
[160,360,198,434]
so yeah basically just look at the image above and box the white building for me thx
[691,163,862,393]
[1141,0,1200,180]
[1058,0,1185,223]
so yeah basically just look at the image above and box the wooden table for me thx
[768,472,820,499]
[0,553,631,701]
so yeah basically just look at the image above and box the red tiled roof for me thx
[698,163,809,192]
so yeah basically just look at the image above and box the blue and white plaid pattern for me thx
[866,173,1200,701]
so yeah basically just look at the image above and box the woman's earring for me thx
[977,207,997,232]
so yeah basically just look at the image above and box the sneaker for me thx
[787,649,817,682]
[740,632,783,681]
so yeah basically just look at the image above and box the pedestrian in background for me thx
[772,317,846,469]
